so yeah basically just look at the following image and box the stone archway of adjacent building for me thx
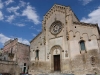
[50,45,62,72]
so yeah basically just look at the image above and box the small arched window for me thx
[80,40,86,50]
[36,50,39,58]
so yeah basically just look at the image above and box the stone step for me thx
[37,73,74,75]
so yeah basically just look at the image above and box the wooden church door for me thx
[54,55,60,71]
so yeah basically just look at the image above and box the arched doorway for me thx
[50,45,62,72]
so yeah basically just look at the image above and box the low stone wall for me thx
[0,61,21,75]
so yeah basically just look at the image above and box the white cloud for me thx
[36,29,41,32]
[15,23,25,27]
[0,33,10,44]
[0,33,30,45]
[19,0,26,7]
[6,15,15,23]
[0,11,3,20]
[5,0,14,6]
[7,6,20,16]
[32,33,36,37]
[79,0,93,5]
[30,26,41,32]
[22,5,40,25]
[0,0,3,9]
[18,38,30,45]
[30,26,36,29]
[81,6,100,26]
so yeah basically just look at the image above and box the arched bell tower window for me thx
[80,40,86,50]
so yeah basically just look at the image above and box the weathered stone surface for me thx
[0,61,21,75]
[0,38,30,74]
[29,4,100,75]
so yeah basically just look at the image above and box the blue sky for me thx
[0,0,100,48]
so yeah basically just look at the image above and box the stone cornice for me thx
[73,22,98,27]
[43,4,68,21]
[42,4,80,24]
[30,32,42,43]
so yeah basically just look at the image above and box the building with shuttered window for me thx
[0,38,30,75]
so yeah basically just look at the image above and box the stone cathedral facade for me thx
[29,4,100,75]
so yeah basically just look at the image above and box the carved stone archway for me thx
[50,45,63,72]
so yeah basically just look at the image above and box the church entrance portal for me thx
[54,55,60,71]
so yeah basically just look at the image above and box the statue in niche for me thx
[56,49,58,54]
[65,50,68,57]
[91,56,95,66]
[43,37,46,45]
[47,53,49,59]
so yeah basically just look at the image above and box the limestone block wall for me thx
[48,37,63,55]
[30,32,48,74]
[68,23,99,59]
[17,43,30,66]
[29,61,50,74]
[45,11,66,40]
[2,38,30,73]
[3,38,18,53]
[44,10,70,61]
[30,32,45,61]
[70,49,100,74]
[61,59,71,73]
[0,61,21,75]
[29,4,100,75]
[67,23,100,74]
[72,23,99,39]
[3,38,18,61]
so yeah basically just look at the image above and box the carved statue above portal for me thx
[53,48,60,55]
[47,53,49,59]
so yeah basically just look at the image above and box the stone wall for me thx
[29,4,100,75]
[30,32,45,62]
[70,49,100,74]
[3,38,18,61]
[0,60,21,75]
[2,38,30,73]
[17,42,30,66]
[29,61,50,75]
